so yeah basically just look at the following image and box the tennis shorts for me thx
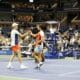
[34,45,43,53]
[11,45,20,52]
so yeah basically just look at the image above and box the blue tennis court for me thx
[0,56,80,80]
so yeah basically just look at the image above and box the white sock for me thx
[40,62,43,64]
[37,62,43,67]
[37,63,40,67]
[8,62,11,66]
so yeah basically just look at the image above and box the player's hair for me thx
[12,22,18,28]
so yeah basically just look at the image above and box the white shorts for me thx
[34,45,43,53]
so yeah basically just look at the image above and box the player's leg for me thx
[33,53,40,63]
[41,53,45,62]
[17,50,28,69]
[17,50,22,63]
[38,53,43,65]
[34,46,43,68]
[7,52,16,68]
[33,46,41,63]
[37,45,44,68]
[34,53,43,69]
[41,48,46,62]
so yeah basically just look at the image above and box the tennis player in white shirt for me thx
[7,22,28,69]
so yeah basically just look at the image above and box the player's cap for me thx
[12,22,18,27]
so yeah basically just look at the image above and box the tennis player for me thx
[30,25,45,69]
[7,22,28,69]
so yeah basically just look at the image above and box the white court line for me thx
[59,71,80,77]
[0,75,42,80]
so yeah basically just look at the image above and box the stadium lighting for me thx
[45,21,58,24]
[29,0,34,2]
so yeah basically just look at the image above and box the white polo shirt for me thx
[11,29,21,46]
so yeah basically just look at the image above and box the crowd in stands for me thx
[0,0,80,53]
[0,22,80,52]
[16,15,33,22]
